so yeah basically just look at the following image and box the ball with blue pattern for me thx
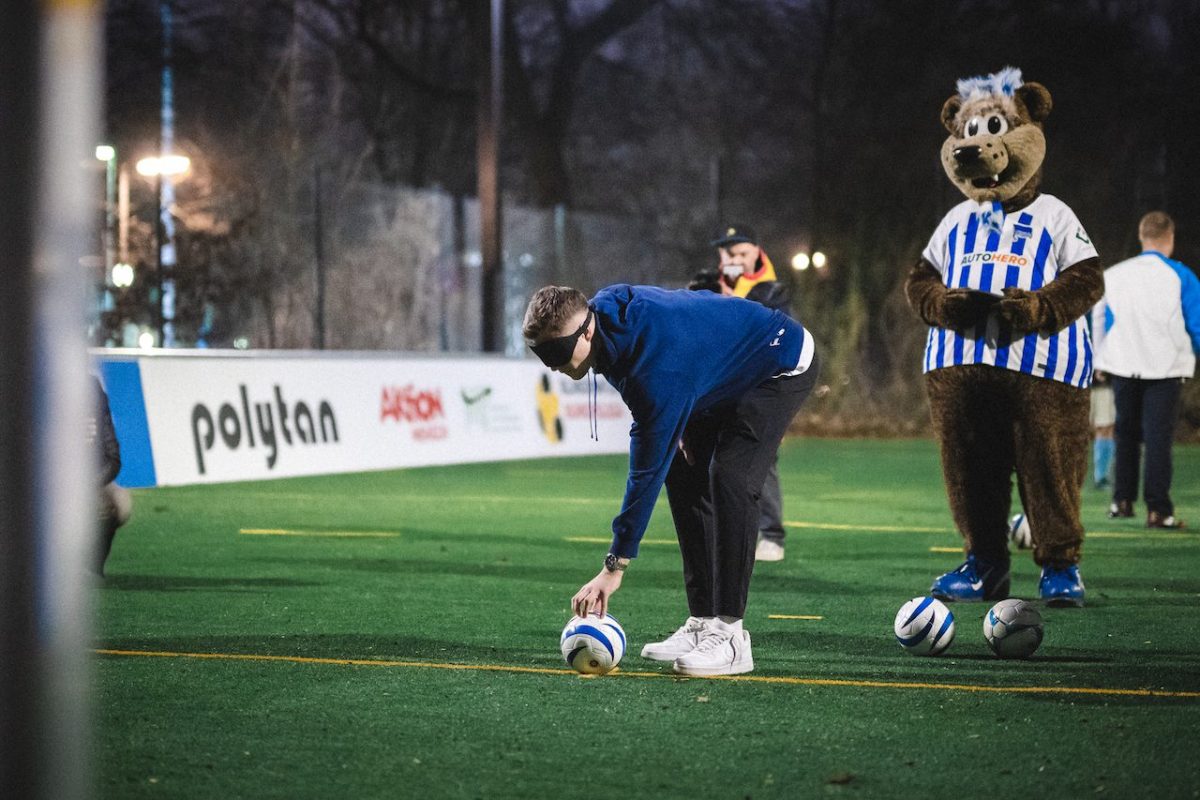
[560,613,626,674]
[893,596,956,656]
[1008,513,1033,550]
[984,598,1044,659]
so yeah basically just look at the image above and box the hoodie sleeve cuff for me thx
[608,534,640,560]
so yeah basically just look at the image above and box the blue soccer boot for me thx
[930,553,1010,602]
[1039,563,1085,607]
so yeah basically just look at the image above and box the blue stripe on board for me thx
[974,320,987,363]
[936,328,947,369]
[953,328,966,365]
[96,359,157,488]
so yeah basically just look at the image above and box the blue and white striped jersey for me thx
[920,194,1099,388]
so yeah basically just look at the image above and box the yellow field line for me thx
[1087,531,1195,540]
[787,521,1196,540]
[93,648,1200,699]
[785,520,950,533]
[564,536,676,545]
[239,528,400,538]
[767,614,824,620]
[929,546,961,553]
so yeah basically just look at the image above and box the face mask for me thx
[529,309,592,368]
[721,264,744,280]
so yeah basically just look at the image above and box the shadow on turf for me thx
[102,574,321,592]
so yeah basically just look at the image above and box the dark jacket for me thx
[590,285,807,557]
[90,377,121,487]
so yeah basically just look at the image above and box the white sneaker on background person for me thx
[672,620,754,676]
[640,616,710,661]
[755,538,785,562]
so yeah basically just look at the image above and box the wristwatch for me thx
[603,553,629,573]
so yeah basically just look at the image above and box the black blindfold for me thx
[529,309,592,368]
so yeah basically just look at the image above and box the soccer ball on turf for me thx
[1009,513,1033,550]
[893,596,955,656]
[560,613,626,674]
[983,599,1044,659]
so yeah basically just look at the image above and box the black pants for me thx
[664,353,819,618]
[757,460,785,544]
[1111,376,1184,516]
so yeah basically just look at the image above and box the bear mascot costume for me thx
[905,67,1104,607]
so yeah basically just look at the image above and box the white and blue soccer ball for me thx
[894,596,955,656]
[560,613,626,674]
[983,598,1044,659]
[1009,513,1033,550]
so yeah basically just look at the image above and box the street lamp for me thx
[136,152,191,347]
[95,145,117,306]
[135,154,190,178]
[111,262,134,289]
[812,251,827,269]
[791,252,811,271]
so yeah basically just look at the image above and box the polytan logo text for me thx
[381,385,448,440]
[191,385,339,475]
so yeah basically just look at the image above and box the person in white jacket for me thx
[1093,212,1200,528]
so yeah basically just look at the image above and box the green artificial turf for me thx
[95,439,1200,799]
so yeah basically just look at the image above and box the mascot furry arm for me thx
[907,255,1103,336]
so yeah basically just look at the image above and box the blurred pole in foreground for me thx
[477,0,504,352]
[1,0,101,798]
[0,1,41,789]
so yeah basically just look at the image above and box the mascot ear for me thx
[940,95,962,133]
[1015,82,1053,123]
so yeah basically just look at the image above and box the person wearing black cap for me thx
[523,283,819,675]
[710,223,784,301]
[694,225,793,562]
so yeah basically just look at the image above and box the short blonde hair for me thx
[1139,211,1175,242]
[522,286,588,342]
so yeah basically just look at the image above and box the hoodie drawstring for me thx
[589,368,598,441]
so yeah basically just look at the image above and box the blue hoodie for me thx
[590,285,809,558]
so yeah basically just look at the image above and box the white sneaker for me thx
[640,616,710,661]
[755,539,785,562]
[672,628,754,676]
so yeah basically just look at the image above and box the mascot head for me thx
[940,67,1052,206]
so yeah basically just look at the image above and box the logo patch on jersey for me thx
[1075,227,1092,245]
[1013,224,1033,241]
